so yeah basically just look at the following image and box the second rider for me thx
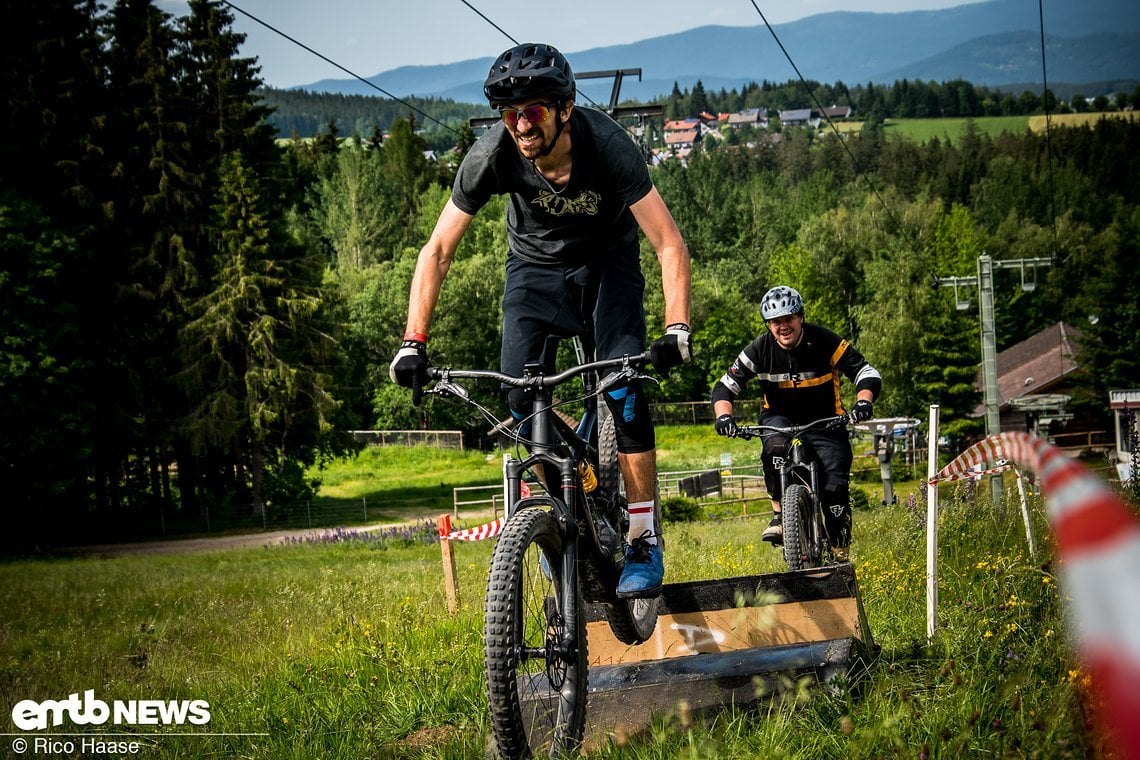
[711,286,881,561]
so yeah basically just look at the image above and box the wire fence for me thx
[351,429,465,449]
[649,400,765,426]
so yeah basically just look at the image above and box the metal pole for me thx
[977,254,1004,504]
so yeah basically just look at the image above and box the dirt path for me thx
[59,507,500,557]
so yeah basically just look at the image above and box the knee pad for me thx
[822,482,849,506]
[761,435,790,468]
[602,380,654,453]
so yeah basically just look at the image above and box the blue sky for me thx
[160,0,991,89]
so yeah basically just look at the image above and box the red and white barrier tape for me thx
[933,432,1140,758]
[445,518,503,542]
[929,461,1017,484]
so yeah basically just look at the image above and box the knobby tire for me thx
[484,505,587,758]
[781,484,812,571]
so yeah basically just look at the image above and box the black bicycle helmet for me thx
[483,43,575,107]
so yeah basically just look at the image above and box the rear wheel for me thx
[781,484,812,571]
[597,401,622,495]
[597,399,659,644]
[484,505,587,758]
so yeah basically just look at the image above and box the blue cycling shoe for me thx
[616,533,663,599]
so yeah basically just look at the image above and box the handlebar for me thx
[733,413,851,441]
[426,351,652,396]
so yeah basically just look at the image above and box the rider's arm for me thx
[403,199,475,338]
[834,338,883,402]
[711,336,765,417]
[630,187,690,328]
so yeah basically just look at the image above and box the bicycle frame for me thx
[779,434,824,552]
[735,414,850,568]
[430,350,650,621]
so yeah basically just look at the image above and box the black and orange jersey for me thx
[711,323,881,424]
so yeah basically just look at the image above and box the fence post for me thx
[437,514,459,614]
[1015,470,1037,556]
[306,500,312,529]
[927,405,940,641]
[363,497,368,523]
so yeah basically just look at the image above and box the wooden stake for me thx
[437,514,459,614]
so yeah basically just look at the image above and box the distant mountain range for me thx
[298,0,1140,104]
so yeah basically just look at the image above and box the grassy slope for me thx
[0,437,1105,758]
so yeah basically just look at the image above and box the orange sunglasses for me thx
[499,102,559,128]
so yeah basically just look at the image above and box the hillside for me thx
[295,0,1140,102]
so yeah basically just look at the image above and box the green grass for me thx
[881,115,1031,143]
[0,449,1102,758]
[314,444,505,515]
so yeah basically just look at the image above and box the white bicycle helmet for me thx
[760,286,805,321]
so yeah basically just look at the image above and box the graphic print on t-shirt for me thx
[531,189,601,217]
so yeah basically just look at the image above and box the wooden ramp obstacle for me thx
[522,562,877,747]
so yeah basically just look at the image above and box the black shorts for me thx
[500,249,646,376]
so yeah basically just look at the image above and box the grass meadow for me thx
[0,427,1112,759]
[833,111,1137,145]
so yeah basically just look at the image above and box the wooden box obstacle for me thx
[579,563,876,744]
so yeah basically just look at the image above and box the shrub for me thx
[850,487,873,511]
[662,495,704,523]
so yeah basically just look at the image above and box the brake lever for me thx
[597,366,658,394]
[596,368,636,395]
[426,378,470,401]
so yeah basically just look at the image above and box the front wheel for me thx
[781,484,816,571]
[484,505,587,758]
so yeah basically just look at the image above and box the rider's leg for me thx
[811,432,855,555]
[589,247,661,597]
[603,381,656,544]
[759,417,793,544]
[619,449,658,538]
[501,260,593,491]
[603,380,663,599]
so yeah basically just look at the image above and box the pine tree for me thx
[99,0,199,519]
[181,153,334,513]
[0,0,108,540]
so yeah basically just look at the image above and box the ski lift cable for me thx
[453,0,605,111]
[746,0,903,237]
[1037,0,1062,264]
[219,0,462,136]
[455,0,518,47]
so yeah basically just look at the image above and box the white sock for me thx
[626,501,657,545]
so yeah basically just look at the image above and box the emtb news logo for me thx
[11,690,211,731]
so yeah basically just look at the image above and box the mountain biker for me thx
[710,286,880,561]
[389,43,692,598]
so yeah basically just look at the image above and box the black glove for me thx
[851,399,874,422]
[649,323,692,375]
[389,339,431,405]
[714,414,737,437]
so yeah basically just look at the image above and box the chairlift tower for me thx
[932,254,1053,504]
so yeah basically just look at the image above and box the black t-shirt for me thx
[451,106,653,265]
